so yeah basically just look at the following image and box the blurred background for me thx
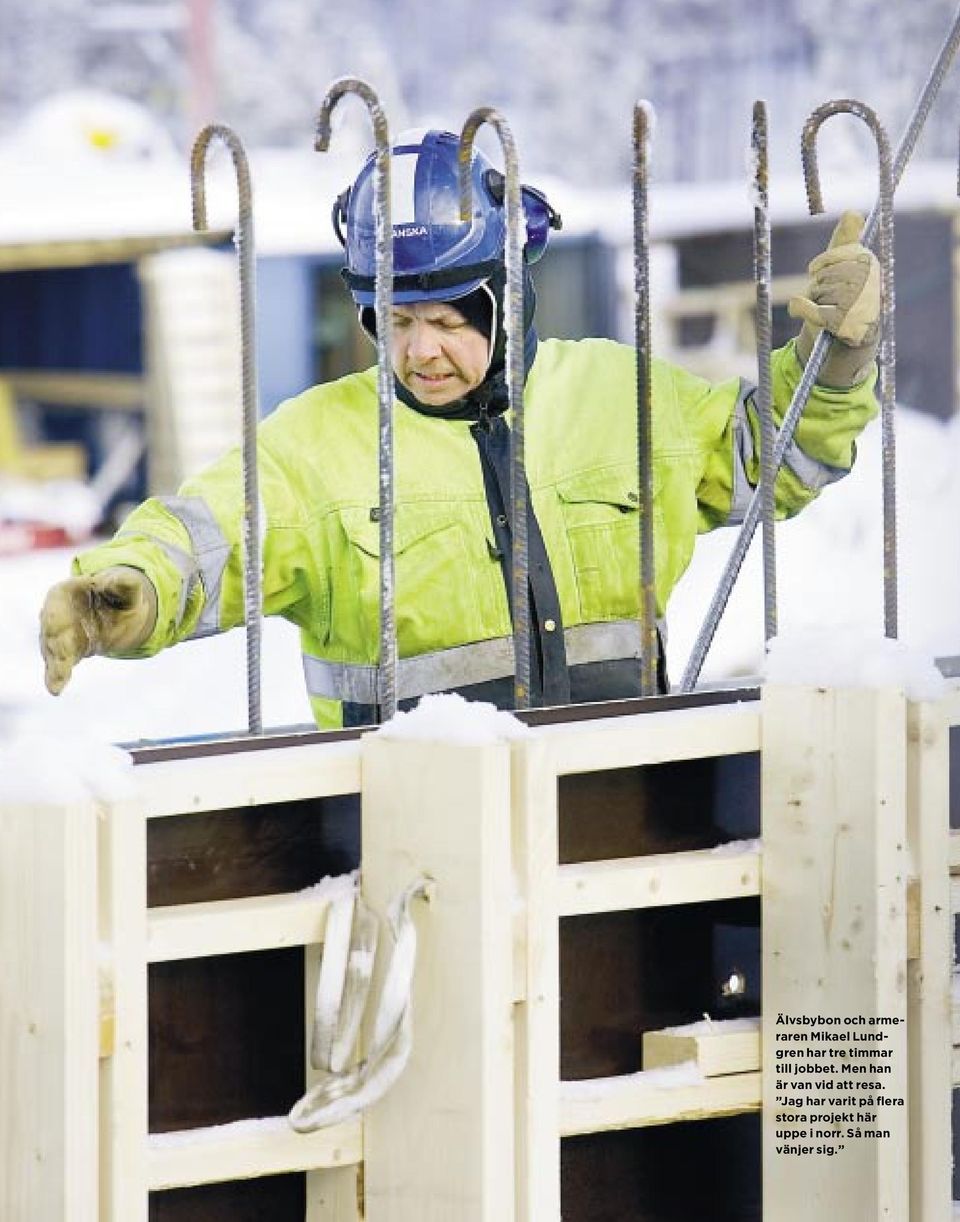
[1,0,959,741]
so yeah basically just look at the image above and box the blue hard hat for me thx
[334,128,561,307]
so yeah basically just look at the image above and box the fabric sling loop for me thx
[680,3,960,692]
[316,80,398,720]
[752,99,777,644]
[289,876,432,1132]
[802,101,896,638]
[458,107,530,709]
[633,102,658,698]
[190,125,263,735]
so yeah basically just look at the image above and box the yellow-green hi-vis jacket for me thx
[75,337,878,728]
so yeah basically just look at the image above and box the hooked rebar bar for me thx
[633,102,658,696]
[752,100,777,644]
[315,80,397,721]
[190,124,263,735]
[457,108,530,709]
[802,99,897,639]
[679,4,960,692]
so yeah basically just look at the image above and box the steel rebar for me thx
[802,100,897,638]
[633,102,658,696]
[315,80,397,720]
[752,100,777,644]
[680,4,960,691]
[190,124,262,735]
[457,108,530,709]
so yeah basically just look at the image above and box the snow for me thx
[764,626,948,701]
[375,692,533,744]
[0,727,135,804]
[0,546,313,746]
[710,837,762,856]
[148,1114,289,1148]
[297,872,358,902]
[560,1061,706,1099]
[660,1016,760,1037]
[0,478,102,536]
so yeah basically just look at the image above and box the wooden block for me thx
[642,1018,760,1078]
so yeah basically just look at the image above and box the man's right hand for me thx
[40,566,158,695]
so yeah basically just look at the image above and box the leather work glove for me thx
[40,566,158,695]
[788,209,881,389]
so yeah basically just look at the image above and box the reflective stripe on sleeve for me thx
[729,379,850,523]
[301,618,663,705]
[115,528,198,627]
[156,495,232,638]
[728,379,756,525]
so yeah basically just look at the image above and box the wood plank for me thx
[2,370,145,409]
[952,973,960,1047]
[100,798,150,1222]
[0,228,233,271]
[560,1070,761,1137]
[906,699,953,1221]
[558,845,760,917]
[512,737,561,1222]
[642,1018,760,1077]
[147,887,347,962]
[949,830,960,873]
[135,740,362,820]
[762,687,908,1222]
[0,800,100,1222]
[146,1116,361,1190]
[942,686,960,728]
[304,924,361,1220]
[362,735,515,1222]
[539,702,760,777]
[662,274,808,315]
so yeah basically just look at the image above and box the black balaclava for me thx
[360,262,539,421]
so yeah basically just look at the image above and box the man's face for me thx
[391,300,490,408]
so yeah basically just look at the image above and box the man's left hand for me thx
[788,210,881,388]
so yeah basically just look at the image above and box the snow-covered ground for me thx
[1,405,957,747]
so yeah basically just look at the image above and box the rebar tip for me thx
[751,100,769,204]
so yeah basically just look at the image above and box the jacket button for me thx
[544,618,557,632]
[496,513,508,527]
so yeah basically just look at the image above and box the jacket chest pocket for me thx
[558,469,663,622]
[340,510,483,656]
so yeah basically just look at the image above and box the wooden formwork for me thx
[0,683,956,1220]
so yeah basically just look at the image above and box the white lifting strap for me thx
[288,875,432,1132]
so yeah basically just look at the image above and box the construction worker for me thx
[40,129,880,728]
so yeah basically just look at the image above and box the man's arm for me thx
[40,435,315,694]
[688,209,881,530]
